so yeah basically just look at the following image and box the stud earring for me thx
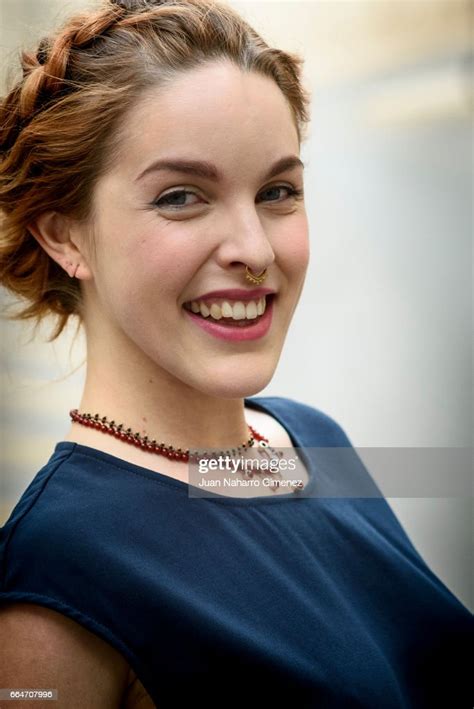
[64,261,79,278]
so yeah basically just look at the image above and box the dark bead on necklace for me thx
[69,408,269,464]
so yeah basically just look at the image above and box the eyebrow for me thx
[134,155,305,183]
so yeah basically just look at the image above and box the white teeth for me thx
[210,304,222,320]
[187,295,270,321]
[221,301,233,318]
[246,301,258,319]
[232,302,246,320]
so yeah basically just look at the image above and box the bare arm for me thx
[0,602,132,709]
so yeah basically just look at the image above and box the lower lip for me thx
[183,297,274,342]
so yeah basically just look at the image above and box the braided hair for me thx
[0,0,311,341]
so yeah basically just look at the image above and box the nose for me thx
[215,205,276,277]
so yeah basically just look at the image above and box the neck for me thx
[69,341,253,453]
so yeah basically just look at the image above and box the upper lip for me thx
[185,287,276,302]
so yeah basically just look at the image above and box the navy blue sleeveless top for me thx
[1,396,472,707]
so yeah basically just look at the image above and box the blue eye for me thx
[257,186,304,203]
[154,190,196,208]
[152,185,304,210]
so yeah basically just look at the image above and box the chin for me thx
[188,361,278,400]
[208,380,272,400]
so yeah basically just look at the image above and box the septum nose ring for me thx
[245,265,268,285]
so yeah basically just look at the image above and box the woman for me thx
[0,0,472,707]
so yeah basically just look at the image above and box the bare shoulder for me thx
[0,602,135,708]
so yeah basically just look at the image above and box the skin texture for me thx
[30,58,310,454]
[0,603,131,708]
[22,59,310,704]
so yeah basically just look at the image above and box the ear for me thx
[28,211,93,280]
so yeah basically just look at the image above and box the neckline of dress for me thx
[53,396,317,505]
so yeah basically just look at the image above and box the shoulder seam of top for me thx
[0,448,76,591]
[248,395,353,446]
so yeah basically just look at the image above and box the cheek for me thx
[277,215,310,277]
[110,229,200,304]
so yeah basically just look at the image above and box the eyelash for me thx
[152,185,304,210]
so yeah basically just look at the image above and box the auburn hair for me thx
[0,0,311,341]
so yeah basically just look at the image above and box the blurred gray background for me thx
[0,0,472,610]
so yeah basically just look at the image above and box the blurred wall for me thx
[0,0,472,609]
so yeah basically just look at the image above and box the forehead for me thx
[111,59,299,180]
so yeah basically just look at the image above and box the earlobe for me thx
[28,211,91,280]
[64,260,80,279]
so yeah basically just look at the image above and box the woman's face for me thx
[82,59,309,398]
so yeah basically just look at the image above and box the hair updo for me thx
[0,0,311,341]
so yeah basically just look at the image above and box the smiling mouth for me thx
[183,294,274,327]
